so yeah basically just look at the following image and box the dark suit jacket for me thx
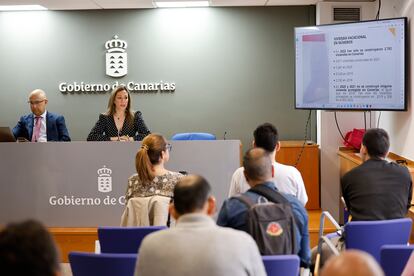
[12,111,71,142]
[341,158,412,221]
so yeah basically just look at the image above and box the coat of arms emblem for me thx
[105,35,127,78]
[97,166,112,193]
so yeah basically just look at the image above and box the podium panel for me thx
[0,140,240,226]
[277,141,320,210]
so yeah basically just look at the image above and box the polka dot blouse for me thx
[87,111,150,141]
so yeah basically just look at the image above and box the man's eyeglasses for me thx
[28,100,46,105]
[166,143,172,152]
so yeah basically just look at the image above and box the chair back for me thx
[69,252,137,276]
[344,218,412,262]
[98,226,167,253]
[262,255,300,276]
[171,132,216,140]
[380,244,414,276]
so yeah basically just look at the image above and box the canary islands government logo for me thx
[97,166,112,193]
[105,35,127,78]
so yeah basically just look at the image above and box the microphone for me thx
[223,131,227,140]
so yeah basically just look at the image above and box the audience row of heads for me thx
[0,188,391,276]
[0,134,393,276]
[135,125,391,187]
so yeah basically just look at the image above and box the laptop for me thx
[0,127,16,142]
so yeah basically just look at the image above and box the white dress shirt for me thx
[228,161,308,206]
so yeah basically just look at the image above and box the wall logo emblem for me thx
[105,35,128,78]
[97,166,112,193]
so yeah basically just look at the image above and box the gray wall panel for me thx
[0,6,316,149]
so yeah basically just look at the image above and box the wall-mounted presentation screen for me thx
[295,18,406,111]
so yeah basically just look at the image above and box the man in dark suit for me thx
[13,89,70,142]
[341,128,412,221]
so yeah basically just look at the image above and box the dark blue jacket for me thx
[217,181,311,266]
[13,111,71,141]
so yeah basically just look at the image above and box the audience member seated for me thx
[341,128,412,221]
[312,128,413,269]
[135,175,266,276]
[0,220,60,276]
[121,134,182,226]
[217,148,310,267]
[228,123,308,206]
[402,251,414,276]
[87,85,150,141]
[321,250,384,276]
[13,89,71,142]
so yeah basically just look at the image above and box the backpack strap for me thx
[250,184,290,205]
[166,197,173,227]
[234,194,255,208]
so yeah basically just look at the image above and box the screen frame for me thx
[294,17,407,111]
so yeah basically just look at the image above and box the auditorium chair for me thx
[98,226,167,253]
[314,212,412,275]
[69,252,137,276]
[380,244,414,276]
[171,132,216,140]
[262,255,300,276]
[344,218,412,262]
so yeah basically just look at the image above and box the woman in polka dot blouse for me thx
[87,85,150,141]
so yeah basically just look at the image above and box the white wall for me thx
[316,1,376,220]
[317,0,413,220]
[379,0,414,160]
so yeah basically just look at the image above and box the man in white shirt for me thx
[228,123,308,206]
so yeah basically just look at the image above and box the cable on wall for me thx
[334,111,347,142]
[363,111,367,131]
[294,110,312,167]
[377,111,382,128]
[376,0,381,20]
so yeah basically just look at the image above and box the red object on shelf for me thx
[344,128,365,150]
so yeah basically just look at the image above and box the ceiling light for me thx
[154,1,209,8]
[0,5,47,11]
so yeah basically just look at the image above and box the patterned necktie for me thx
[31,116,42,142]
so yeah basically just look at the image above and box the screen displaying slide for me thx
[295,18,406,110]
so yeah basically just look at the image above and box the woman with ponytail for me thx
[123,133,182,226]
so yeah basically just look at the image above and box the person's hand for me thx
[119,135,133,142]
[17,137,29,143]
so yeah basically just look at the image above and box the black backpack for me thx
[235,184,298,255]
